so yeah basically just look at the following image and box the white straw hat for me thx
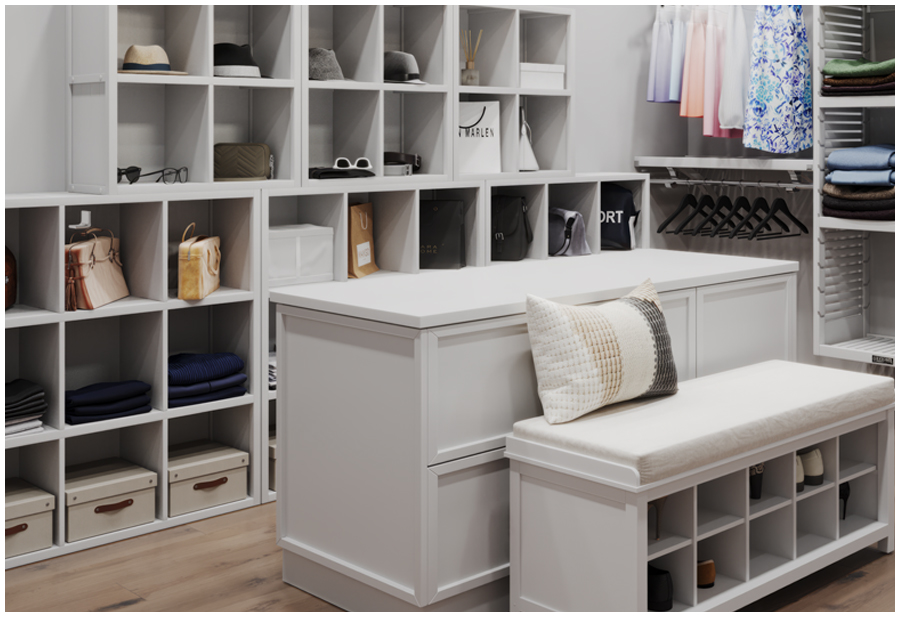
[118,44,188,75]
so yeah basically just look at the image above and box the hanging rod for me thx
[649,178,813,191]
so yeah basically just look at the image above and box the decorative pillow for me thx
[525,279,678,424]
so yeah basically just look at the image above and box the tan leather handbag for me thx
[65,228,130,310]
[178,223,221,300]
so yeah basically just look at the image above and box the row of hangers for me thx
[657,193,809,240]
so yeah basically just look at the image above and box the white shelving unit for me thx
[812,5,895,366]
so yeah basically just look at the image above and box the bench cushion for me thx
[512,361,894,485]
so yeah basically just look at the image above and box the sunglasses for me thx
[117,166,189,185]
[333,157,372,170]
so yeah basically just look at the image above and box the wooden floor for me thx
[5,502,894,612]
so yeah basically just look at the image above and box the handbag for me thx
[548,208,591,256]
[600,183,640,250]
[6,246,17,310]
[491,195,533,261]
[214,143,273,181]
[65,228,129,311]
[519,107,539,172]
[178,223,221,300]
[420,200,465,269]
[348,203,379,279]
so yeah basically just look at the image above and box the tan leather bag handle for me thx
[182,222,196,243]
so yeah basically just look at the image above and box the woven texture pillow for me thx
[525,279,678,424]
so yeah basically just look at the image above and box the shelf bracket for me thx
[664,166,679,189]
[786,170,800,193]
[69,210,92,230]
[70,74,106,85]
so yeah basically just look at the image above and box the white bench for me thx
[506,361,894,612]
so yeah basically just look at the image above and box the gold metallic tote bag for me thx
[178,223,221,300]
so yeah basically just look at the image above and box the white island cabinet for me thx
[272,249,798,611]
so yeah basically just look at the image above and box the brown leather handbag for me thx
[65,228,130,310]
[178,223,221,300]
[6,246,16,310]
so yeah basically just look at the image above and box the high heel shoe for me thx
[839,482,851,520]
[648,496,668,541]
[750,463,765,500]
[799,448,824,486]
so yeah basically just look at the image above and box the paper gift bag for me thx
[348,203,379,279]
[458,101,501,175]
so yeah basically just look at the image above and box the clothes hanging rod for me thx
[649,178,813,190]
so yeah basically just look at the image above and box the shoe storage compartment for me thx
[839,425,880,536]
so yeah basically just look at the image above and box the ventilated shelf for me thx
[819,336,894,364]
[818,218,895,233]
[818,95,895,109]
[634,156,814,172]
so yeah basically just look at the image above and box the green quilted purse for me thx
[214,143,273,181]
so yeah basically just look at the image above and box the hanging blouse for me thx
[668,5,688,102]
[679,6,707,118]
[718,5,751,130]
[743,5,813,154]
[647,6,674,102]
[703,6,741,137]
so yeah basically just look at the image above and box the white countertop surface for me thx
[272,249,798,329]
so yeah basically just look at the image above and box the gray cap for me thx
[384,50,427,85]
[309,48,345,81]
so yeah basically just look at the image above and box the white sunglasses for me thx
[334,157,372,170]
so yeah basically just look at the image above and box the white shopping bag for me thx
[458,101,501,175]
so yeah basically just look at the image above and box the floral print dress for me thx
[742,5,812,154]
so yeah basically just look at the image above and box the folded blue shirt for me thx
[827,144,895,171]
[66,394,151,417]
[168,373,247,400]
[66,405,152,425]
[65,380,152,408]
[168,353,245,386]
[826,169,895,187]
[167,386,248,409]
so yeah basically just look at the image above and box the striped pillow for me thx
[525,279,678,424]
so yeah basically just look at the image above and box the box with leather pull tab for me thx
[6,479,55,558]
[65,458,157,543]
[168,440,249,517]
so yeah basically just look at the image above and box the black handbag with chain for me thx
[491,195,533,261]
[420,200,466,269]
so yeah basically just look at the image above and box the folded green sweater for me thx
[823,58,895,78]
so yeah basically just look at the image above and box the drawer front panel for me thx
[5,511,53,558]
[67,487,155,543]
[169,467,247,518]
[658,289,696,381]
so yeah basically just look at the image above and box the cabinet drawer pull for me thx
[6,523,28,536]
[94,498,134,514]
[194,477,228,490]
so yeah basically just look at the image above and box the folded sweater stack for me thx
[822,58,895,97]
[823,144,895,221]
[268,352,277,391]
[168,353,247,408]
[6,379,48,436]
[66,380,152,425]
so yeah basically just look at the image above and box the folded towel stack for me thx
[65,380,152,425]
[6,379,48,436]
[268,352,277,391]
[821,58,895,97]
[823,144,895,221]
[168,353,248,408]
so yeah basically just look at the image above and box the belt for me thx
[384,151,421,173]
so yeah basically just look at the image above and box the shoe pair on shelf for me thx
[648,560,717,611]
[796,448,825,493]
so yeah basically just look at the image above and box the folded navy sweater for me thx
[66,405,152,425]
[168,373,247,400]
[168,353,245,386]
[66,394,151,417]
[167,386,248,409]
[65,380,151,408]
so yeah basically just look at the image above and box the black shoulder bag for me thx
[491,195,533,261]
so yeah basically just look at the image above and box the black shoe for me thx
[648,564,674,611]
[840,482,851,520]
[750,463,765,500]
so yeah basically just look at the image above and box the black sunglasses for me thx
[117,166,189,185]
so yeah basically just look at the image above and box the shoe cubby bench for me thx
[506,361,895,612]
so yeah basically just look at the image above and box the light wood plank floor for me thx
[5,503,894,611]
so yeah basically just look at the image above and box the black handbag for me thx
[491,195,533,261]
[600,183,640,250]
[420,200,466,269]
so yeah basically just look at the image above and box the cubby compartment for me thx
[749,507,793,578]
[796,439,837,501]
[308,89,381,180]
[213,5,293,80]
[796,486,838,557]
[167,301,254,411]
[214,86,293,181]
[696,524,747,603]
[520,95,568,172]
[6,324,61,431]
[167,196,255,300]
[347,190,419,275]
[6,442,61,553]
[838,472,878,537]
[647,487,693,561]
[5,207,61,318]
[384,91,448,178]
[117,5,210,76]
[839,424,878,481]
[548,182,600,254]
[65,312,165,427]
[64,421,165,529]
[268,192,346,283]
[697,470,746,540]
[648,545,694,611]
[748,453,793,520]
[519,10,569,88]
[600,179,645,249]
[384,6,447,86]
[488,183,547,263]
[418,186,483,268]
[117,84,211,186]
[458,93,517,176]
[458,7,517,88]
[307,5,380,83]
[64,201,166,312]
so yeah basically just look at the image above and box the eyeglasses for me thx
[333,157,372,171]
[117,166,189,185]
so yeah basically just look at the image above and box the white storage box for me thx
[269,224,334,287]
[65,458,157,543]
[168,440,249,517]
[6,479,55,558]
[268,434,277,492]
[520,62,565,90]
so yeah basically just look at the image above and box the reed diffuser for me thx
[461,29,483,85]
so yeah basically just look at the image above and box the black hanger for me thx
[748,197,809,240]
[730,197,791,239]
[709,195,763,237]
[673,194,716,234]
[692,194,732,236]
[657,193,697,234]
